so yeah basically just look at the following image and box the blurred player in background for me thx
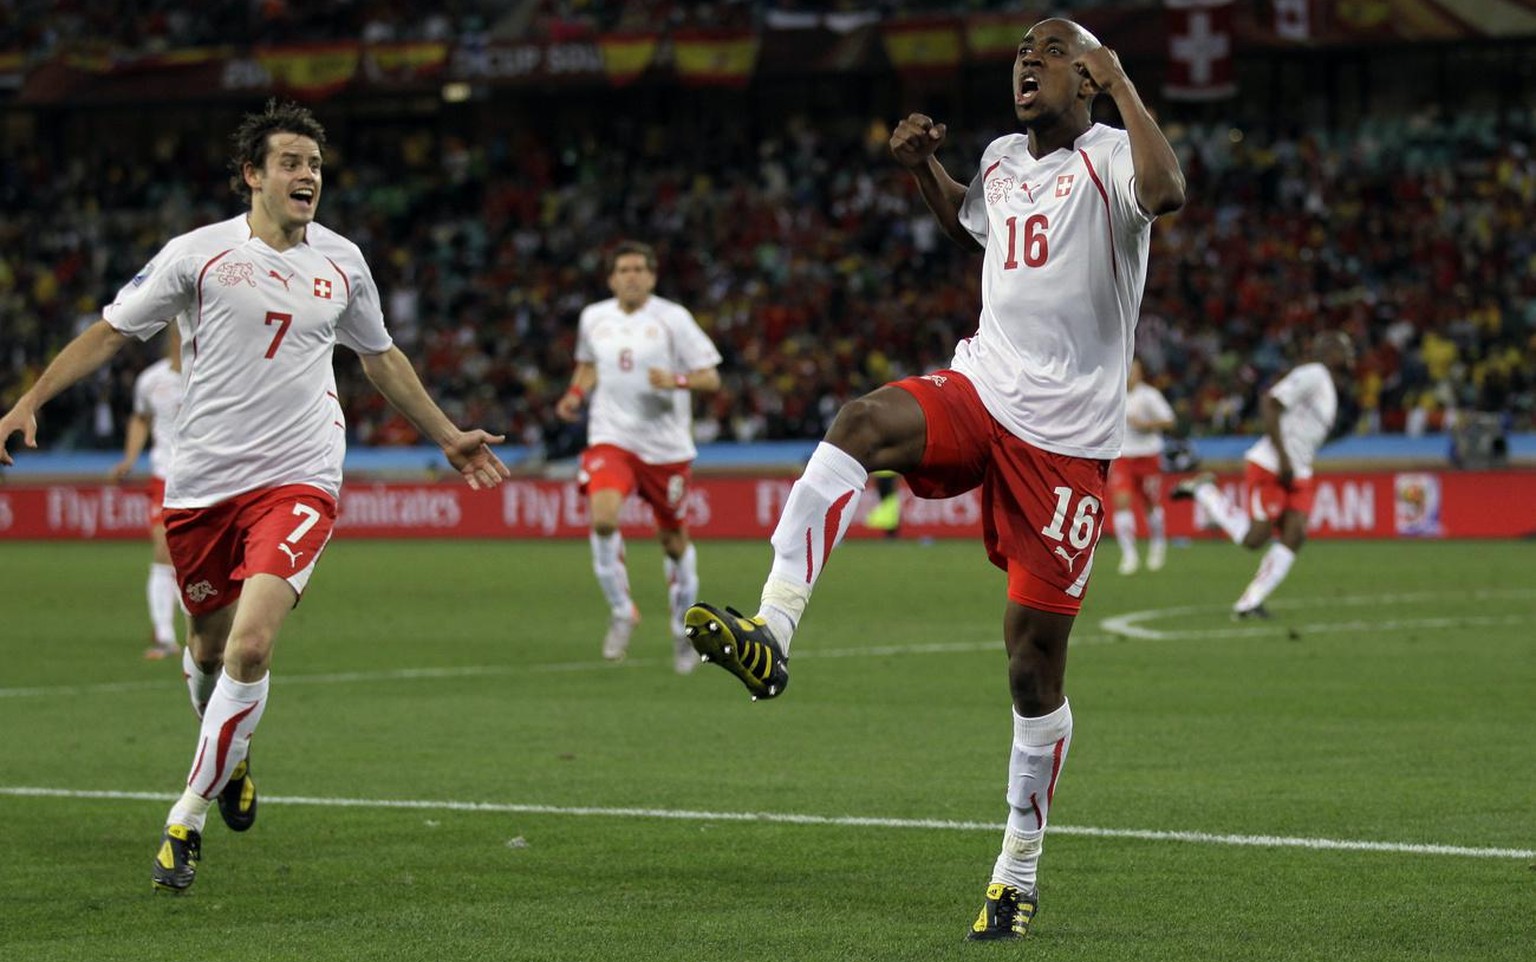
[683,18,1184,941]
[556,241,722,674]
[108,324,186,659]
[0,99,509,894]
[1173,331,1356,617]
[1109,358,1176,574]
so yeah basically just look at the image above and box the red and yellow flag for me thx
[673,30,759,86]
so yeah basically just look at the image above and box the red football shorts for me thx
[163,484,338,616]
[578,443,692,532]
[1107,454,1163,503]
[1244,462,1316,522]
[146,476,167,528]
[894,370,1109,615]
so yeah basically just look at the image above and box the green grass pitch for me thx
[1,536,1531,961]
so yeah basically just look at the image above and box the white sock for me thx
[181,646,217,719]
[148,562,179,645]
[1235,543,1297,612]
[991,700,1073,893]
[1194,482,1250,544]
[172,671,268,830]
[760,442,867,648]
[1146,505,1166,550]
[1113,509,1138,557]
[664,543,698,636]
[589,531,633,619]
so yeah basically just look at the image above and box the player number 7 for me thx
[264,311,293,359]
[286,502,321,543]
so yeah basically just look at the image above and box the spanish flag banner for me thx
[256,43,361,97]
[597,33,658,85]
[673,30,759,86]
[881,18,962,73]
[964,13,1022,61]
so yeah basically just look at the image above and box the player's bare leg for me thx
[969,604,1073,941]
[686,387,925,698]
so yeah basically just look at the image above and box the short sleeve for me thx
[1104,134,1155,232]
[573,307,596,364]
[672,307,723,371]
[131,369,154,417]
[956,159,991,246]
[1268,365,1321,408]
[333,250,393,355]
[103,239,196,342]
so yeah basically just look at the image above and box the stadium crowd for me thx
[2,96,1532,463]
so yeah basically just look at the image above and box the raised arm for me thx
[357,346,510,490]
[0,320,132,465]
[890,114,981,250]
[1074,47,1186,216]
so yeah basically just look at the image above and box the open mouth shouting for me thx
[1017,74,1041,108]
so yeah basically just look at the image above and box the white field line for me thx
[5,588,1531,700]
[0,638,1108,700]
[0,786,1529,861]
[1099,588,1536,641]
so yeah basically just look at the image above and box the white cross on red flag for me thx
[1164,0,1236,101]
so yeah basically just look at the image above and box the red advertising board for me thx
[2,470,1533,541]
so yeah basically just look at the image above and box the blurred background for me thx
[1,0,1533,474]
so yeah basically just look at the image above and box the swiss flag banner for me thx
[1164,0,1236,100]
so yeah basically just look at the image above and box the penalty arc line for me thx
[0,786,1529,861]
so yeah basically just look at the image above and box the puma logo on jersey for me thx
[919,374,948,388]
[1019,181,1035,202]
[1053,545,1085,568]
[268,269,294,291]
[277,543,305,568]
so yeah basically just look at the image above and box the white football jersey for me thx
[955,124,1156,459]
[104,215,393,508]
[130,357,184,480]
[576,295,721,464]
[1120,382,1175,458]
[1245,362,1338,480]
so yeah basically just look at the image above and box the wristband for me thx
[565,385,586,400]
[673,373,690,389]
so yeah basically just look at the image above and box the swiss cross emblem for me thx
[1055,175,1075,198]
[313,278,333,299]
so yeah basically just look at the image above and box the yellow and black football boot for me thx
[217,754,258,832]
[965,883,1037,941]
[151,823,202,893]
[683,602,789,700]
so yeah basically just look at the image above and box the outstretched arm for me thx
[358,346,510,490]
[1074,47,1186,216]
[890,114,981,250]
[1,319,132,465]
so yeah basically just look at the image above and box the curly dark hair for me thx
[228,99,327,203]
